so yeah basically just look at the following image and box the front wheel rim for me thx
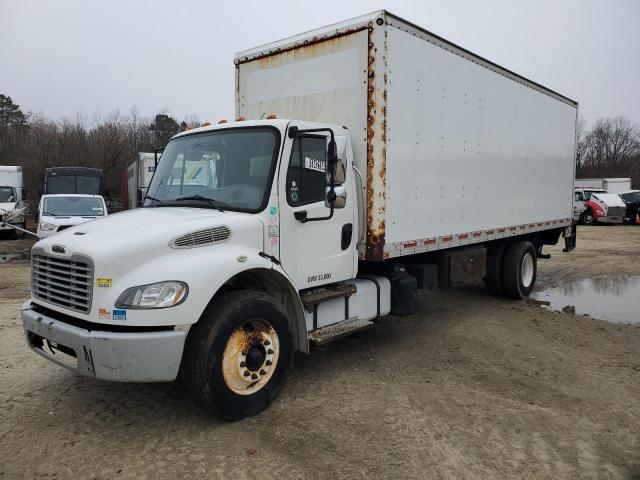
[521,252,535,288]
[221,318,280,396]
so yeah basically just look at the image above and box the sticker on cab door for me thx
[112,309,126,321]
[96,278,112,288]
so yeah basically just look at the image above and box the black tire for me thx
[484,242,508,295]
[182,290,294,421]
[581,210,594,226]
[501,241,537,299]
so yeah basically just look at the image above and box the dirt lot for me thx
[0,226,639,479]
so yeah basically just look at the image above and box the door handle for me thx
[294,211,308,222]
[341,223,353,250]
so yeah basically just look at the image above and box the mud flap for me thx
[563,222,577,252]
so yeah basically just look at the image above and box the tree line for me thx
[0,94,201,208]
[1,93,639,208]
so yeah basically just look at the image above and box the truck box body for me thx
[575,178,631,194]
[236,10,577,261]
[126,153,156,209]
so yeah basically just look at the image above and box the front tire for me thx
[501,241,537,299]
[182,290,294,421]
[581,210,595,225]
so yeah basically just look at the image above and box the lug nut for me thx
[260,369,266,375]
[240,361,246,368]
[243,371,250,377]
[266,360,272,366]
[251,373,258,380]
[264,339,271,346]
[267,349,274,355]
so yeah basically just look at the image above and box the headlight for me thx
[115,281,188,309]
[40,222,56,231]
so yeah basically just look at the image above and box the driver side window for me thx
[286,136,327,207]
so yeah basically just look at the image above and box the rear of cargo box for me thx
[235,10,577,261]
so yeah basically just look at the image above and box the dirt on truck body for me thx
[0,225,639,479]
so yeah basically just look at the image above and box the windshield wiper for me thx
[144,195,165,207]
[174,195,226,212]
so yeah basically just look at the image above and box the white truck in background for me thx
[575,178,632,194]
[125,152,157,209]
[21,11,577,420]
[0,166,27,238]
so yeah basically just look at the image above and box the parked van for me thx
[36,194,108,238]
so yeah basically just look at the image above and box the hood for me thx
[591,194,626,208]
[0,201,18,212]
[33,207,265,265]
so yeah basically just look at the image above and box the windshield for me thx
[47,175,101,195]
[0,187,15,203]
[583,190,603,200]
[621,192,640,203]
[145,127,279,212]
[43,197,105,217]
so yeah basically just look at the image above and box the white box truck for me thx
[0,165,27,238]
[21,11,577,420]
[575,178,631,193]
[125,152,157,209]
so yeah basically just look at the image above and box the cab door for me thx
[277,126,355,290]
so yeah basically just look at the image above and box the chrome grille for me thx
[607,206,625,217]
[32,254,93,313]
[170,226,231,248]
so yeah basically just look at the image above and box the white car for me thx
[37,194,108,238]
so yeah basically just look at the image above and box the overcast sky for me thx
[1,0,639,126]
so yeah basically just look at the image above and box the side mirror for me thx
[136,188,143,206]
[325,185,347,209]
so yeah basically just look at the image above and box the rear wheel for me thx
[182,290,294,421]
[501,241,537,299]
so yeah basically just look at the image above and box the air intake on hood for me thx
[170,226,231,248]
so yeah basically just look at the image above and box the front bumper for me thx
[21,301,186,382]
[598,215,623,224]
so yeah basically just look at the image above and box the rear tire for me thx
[501,241,537,299]
[182,290,294,421]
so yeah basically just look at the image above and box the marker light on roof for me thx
[266,114,277,119]
[235,116,246,121]
[218,119,228,124]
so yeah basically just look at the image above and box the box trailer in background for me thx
[21,11,577,420]
[45,167,104,196]
[575,178,631,193]
[125,153,156,209]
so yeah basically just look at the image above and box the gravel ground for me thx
[0,226,639,479]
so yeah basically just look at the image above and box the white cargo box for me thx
[236,10,577,261]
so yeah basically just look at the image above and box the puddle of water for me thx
[531,276,640,323]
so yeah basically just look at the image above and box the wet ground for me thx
[532,276,640,323]
[0,226,639,479]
